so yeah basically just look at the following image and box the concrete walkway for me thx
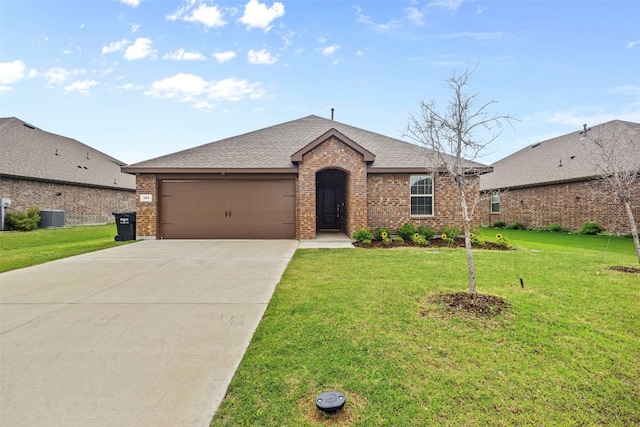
[0,240,298,427]
[299,231,354,249]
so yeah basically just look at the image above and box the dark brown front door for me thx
[159,179,295,239]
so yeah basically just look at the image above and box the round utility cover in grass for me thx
[316,391,346,413]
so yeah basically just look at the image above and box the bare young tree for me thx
[582,122,640,265]
[405,67,514,295]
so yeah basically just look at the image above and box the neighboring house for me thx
[0,117,136,226]
[122,115,490,240]
[479,120,640,233]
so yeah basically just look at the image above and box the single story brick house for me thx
[122,115,490,240]
[479,120,640,233]
[0,117,136,225]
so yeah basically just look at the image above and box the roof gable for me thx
[480,120,640,190]
[290,128,376,163]
[123,115,487,173]
[0,117,136,190]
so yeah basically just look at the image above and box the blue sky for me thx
[1,0,638,165]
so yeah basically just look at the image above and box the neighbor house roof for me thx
[480,120,640,191]
[0,117,136,190]
[122,115,489,174]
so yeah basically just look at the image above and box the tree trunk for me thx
[458,183,477,295]
[623,200,640,265]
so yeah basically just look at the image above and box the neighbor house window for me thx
[410,175,433,216]
[491,193,500,213]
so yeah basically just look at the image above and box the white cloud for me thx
[406,7,425,26]
[0,60,26,85]
[118,83,138,90]
[119,0,141,7]
[163,48,206,61]
[440,32,504,41]
[131,24,140,33]
[321,44,340,56]
[102,39,129,55]
[43,67,85,86]
[357,14,402,32]
[124,38,156,60]
[144,73,265,108]
[168,2,226,28]
[626,40,640,48]
[213,50,237,63]
[64,79,98,95]
[247,49,277,64]
[428,0,464,11]
[612,86,640,96]
[239,0,285,31]
[536,109,640,128]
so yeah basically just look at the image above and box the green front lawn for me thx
[212,231,639,426]
[0,224,134,272]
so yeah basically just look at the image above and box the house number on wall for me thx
[140,194,153,202]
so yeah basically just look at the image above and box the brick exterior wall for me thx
[0,176,135,225]
[297,136,368,239]
[367,173,480,234]
[135,174,158,238]
[132,144,484,240]
[478,180,640,233]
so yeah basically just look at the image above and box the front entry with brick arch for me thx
[316,169,346,232]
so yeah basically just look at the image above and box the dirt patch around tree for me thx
[609,265,640,274]
[421,292,511,319]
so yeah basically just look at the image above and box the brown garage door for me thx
[159,180,295,239]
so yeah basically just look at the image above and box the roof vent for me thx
[531,143,540,148]
[55,149,59,156]
[22,122,36,130]
[331,107,335,120]
[579,123,591,137]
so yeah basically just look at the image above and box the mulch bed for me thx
[354,238,509,250]
[423,292,510,318]
[609,265,640,274]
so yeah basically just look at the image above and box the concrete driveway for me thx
[0,240,298,427]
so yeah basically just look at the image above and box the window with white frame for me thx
[491,192,500,213]
[410,175,433,216]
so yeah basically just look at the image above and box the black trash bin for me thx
[112,212,136,241]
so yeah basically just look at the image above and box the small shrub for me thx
[374,227,391,241]
[416,226,435,240]
[507,221,526,230]
[393,236,404,244]
[544,223,570,233]
[4,206,40,231]
[580,222,602,235]
[495,233,511,249]
[470,230,485,246]
[361,239,372,245]
[352,228,373,242]
[492,220,506,228]
[441,225,459,240]
[397,222,416,241]
[412,233,429,247]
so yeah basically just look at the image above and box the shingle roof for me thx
[123,115,487,173]
[0,117,136,190]
[480,120,640,191]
